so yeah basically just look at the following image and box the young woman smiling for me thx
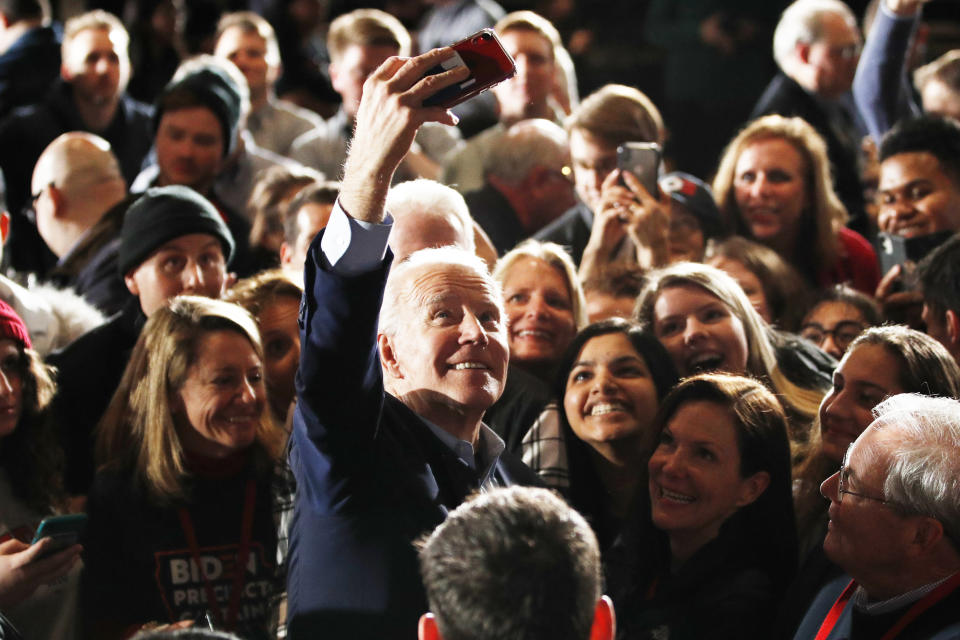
[636,262,834,452]
[549,319,679,549]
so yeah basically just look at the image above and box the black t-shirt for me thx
[81,456,281,639]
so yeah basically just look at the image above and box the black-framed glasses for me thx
[800,321,865,352]
[837,444,888,505]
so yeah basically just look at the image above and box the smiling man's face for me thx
[380,262,508,431]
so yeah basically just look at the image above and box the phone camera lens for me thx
[481,32,492,40]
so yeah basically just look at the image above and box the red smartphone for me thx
[422,29,517,109]
[617,142,662,198]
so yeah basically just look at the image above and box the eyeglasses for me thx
[836,444,888,505]
[800,321,865,352]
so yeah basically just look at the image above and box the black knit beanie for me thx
[118,185,235,275]
[154,64,243,157]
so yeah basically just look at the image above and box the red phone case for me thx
[423,29,517,109]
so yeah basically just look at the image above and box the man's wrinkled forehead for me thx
[401,261,503,310]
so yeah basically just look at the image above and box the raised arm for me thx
[292,48,469,506]
[853,0,926,141]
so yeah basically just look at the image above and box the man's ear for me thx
[795,41,811,64]
[908,516,945,558]
[47,184,65,217]
[735,471,771,508]
[589,596,615,640]
[378,333,403,380]
[279,242,293,266]
[418,613,442,640]
[328,61,343,93]
[123,271,140,296]
[945,309,960,350]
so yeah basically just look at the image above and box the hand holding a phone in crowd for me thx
[0,537,81,608]
[875,264,925,329]
[581,169,670,282]
[342,47,469,223]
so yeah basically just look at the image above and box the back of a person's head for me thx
[326,8,410,61]
[914,50,960,112]
[483,118,568,185]
[566,84,664,147]
[919,232,960,316]
[418,486,602,640]
[0,0,48,22]
[879,116,960,190]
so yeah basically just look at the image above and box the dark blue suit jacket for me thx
[285,232,536,639]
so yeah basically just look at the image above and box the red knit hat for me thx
[0,300,30,349]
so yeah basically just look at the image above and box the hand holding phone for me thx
[0,536,81,608]
[616,143,661,197]
[31,514,87,560]
[422,29,516,109]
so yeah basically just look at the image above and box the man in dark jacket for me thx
[0,9,151,275]
[32,132,131,315]
[751,0,867,233]
[0,0,59,120]
[286,47,538,640]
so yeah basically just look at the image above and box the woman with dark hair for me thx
[613,373,797,640]
[798,285,881,360]
[0,301,80,639]
[540,319,678,548]
[82,296,289,639]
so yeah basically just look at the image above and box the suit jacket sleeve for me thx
[853,6,922,141]
[291,226,393,513]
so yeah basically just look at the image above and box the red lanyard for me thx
[814,572,960,640]
[177,477,257,630]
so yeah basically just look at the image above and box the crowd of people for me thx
[0,0,958,638]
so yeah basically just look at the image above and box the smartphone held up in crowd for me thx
[423,29,517,109]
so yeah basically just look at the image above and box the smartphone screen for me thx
[423,29,516,109]
[616,142,661,197]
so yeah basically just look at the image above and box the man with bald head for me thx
[33,132,131,314]
[465,118,575,255]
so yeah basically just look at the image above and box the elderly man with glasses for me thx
[793,393,960,640]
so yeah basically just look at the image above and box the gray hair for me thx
[773,0,858,71]
[379,246,503,337]
[870,393,960,547]
[386,179,475,253]
[483,119,569,185]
